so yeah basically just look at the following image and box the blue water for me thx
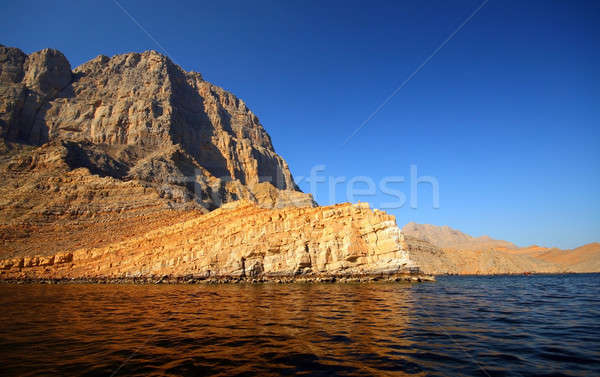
[0,274,599,376]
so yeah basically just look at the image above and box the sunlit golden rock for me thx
[0,201,417,280]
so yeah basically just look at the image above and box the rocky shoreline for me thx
[0,271,434,285]
[0,202,425,283]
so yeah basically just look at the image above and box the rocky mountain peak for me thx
[0,45,314,223]
[23,48,72,95]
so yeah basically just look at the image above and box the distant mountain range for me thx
[402,222,517,251]
[402,223,600,274]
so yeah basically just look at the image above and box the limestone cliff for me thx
[0,202,419,281]
[0,45,314,218]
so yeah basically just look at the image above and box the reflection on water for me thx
[0,275,599,376]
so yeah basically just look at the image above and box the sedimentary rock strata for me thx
[2,45,593,278]
[0,45,427,282]
[0,201,417,281]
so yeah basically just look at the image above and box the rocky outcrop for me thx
[0,45,314,213]
[0,201,422,281]
[0,45,426,283]
[0,47,72,144]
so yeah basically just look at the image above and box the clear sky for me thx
[2,0,598,249]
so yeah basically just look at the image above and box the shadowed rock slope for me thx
[0,45,319,260]
[0,44,314,218]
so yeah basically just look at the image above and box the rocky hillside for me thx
[0,45,421,284]
[0,201,420,282]
[0,44,314,222]
[504,243,600,273]
[1,44,594,278]
[402,222,517,251]
[402,223,600,274]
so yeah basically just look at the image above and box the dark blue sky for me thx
[2,0,598,248]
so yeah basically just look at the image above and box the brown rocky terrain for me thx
[0,44,314,219]
[402,222,517,251]
[0,45,428,282]
[0,45,318,260]
[504,243,600,273]
[0,201,421,282]
[1,44,594,280]
[402,223,600,274]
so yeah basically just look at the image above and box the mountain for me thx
[1,44,595,279]
[0,45,421,282]
[402,222,517,251]
[509,243,600,273]
[402,223,600,274]
[0,45,314,213]
[0,45,317,259]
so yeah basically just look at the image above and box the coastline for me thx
[434,271,599,276]
[0,271,435,285]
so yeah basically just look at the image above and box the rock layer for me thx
[0,45,426,282]
[0,202,418,281]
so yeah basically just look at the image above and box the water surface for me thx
[1,274,599,376]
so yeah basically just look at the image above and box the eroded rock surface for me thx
[0,46,425,282]
[0,202,416,280]
[0,45,314,214]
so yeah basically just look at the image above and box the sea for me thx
[0,274,599,376]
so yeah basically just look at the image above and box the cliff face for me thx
[0,202,416,281]
[0,45,314,216]
[0,45,424,281]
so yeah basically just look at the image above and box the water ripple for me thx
[0,274,599,376]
